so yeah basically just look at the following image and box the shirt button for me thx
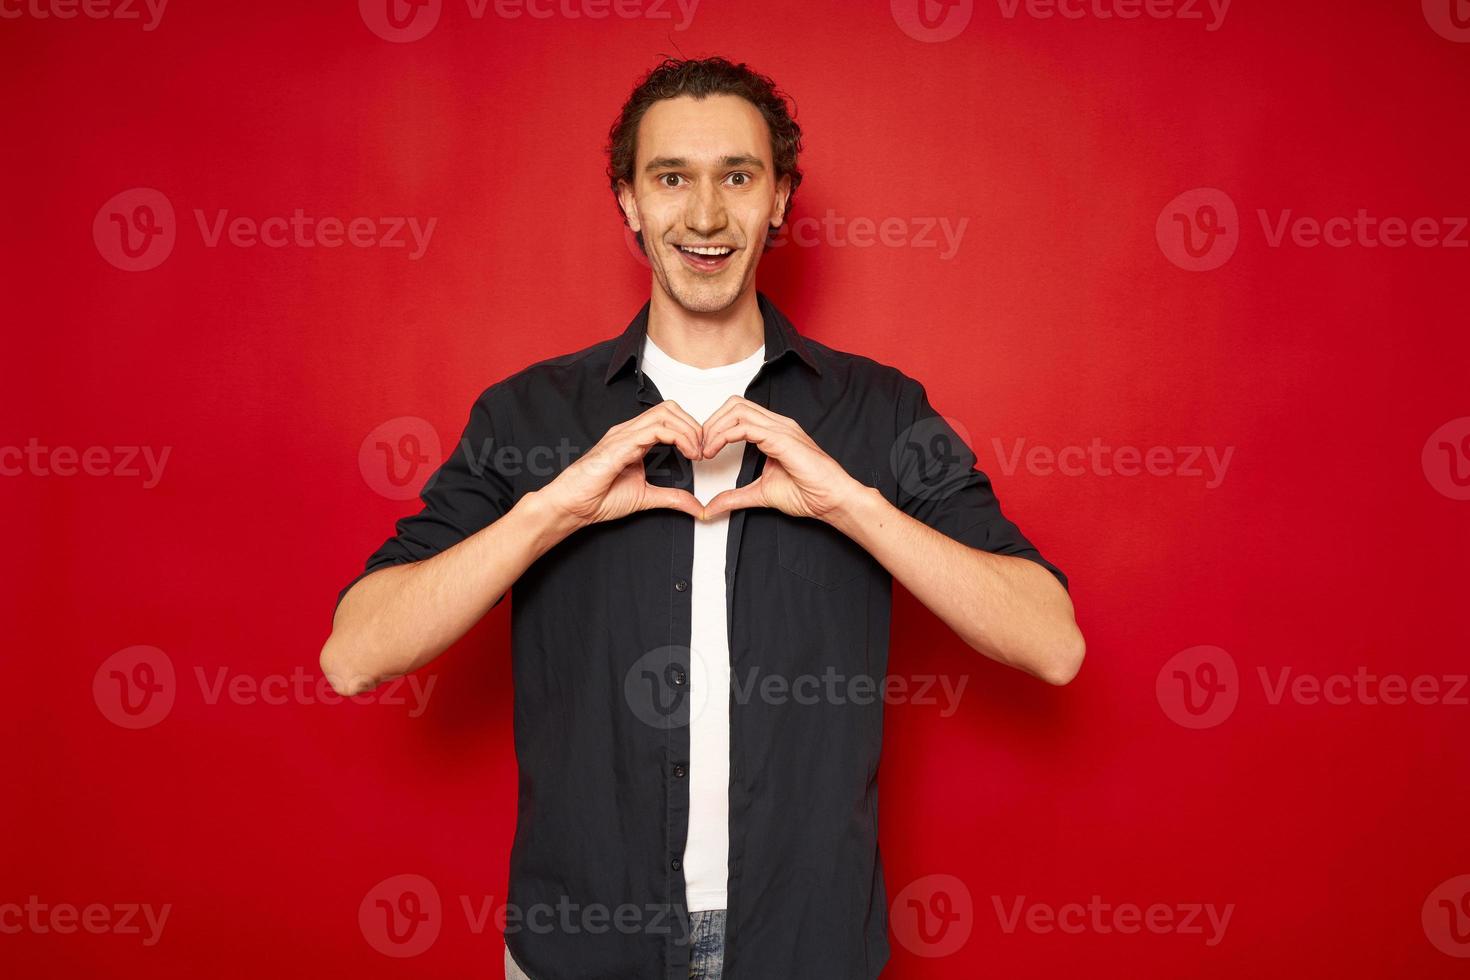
[674,579,689,592]
[673,764,686,778]
[671,667,686,686]
[671,858,682,871]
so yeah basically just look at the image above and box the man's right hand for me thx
[538,401,708,529]
[322,403,711,697]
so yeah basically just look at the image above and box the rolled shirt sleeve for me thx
[336,383,518,613]
[891,376,1068,591]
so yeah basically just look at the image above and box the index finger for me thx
[703,395,788,437]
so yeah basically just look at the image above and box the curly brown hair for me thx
[606,56,804,255]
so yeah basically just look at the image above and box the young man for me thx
[322,56,1083,980]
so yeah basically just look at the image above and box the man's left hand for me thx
[698,396,864,523]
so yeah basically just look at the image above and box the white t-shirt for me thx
[639,331,764,913]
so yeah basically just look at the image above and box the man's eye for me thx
[728,173,750,186]
[660,174,683,188]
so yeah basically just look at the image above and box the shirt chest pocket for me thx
[775,515,872,591]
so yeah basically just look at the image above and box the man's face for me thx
[618,93,790,315]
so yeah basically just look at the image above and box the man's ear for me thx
[769,174,792,230]
[616,178,642,235]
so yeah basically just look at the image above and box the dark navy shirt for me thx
[338,291,1066,979]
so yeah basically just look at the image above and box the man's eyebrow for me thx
[642,155,768,173]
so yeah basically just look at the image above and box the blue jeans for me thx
[503,909,726,979]
[687,908,726,979]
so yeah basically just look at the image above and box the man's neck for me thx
[646,288,764,369]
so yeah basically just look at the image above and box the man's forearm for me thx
[320,490,580,695]
[827,485,1084,685]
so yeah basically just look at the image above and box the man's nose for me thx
[683,179,728,236]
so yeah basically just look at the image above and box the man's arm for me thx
[698,391,1084,686]
[321,400,706,697]
[320,490,578,696]
[826,486,1084,685]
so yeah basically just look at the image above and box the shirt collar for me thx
[603,290,823,385]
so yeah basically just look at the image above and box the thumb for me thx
[638,485,706,521]
[701,480,767,521]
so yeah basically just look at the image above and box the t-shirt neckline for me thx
[641,333,766,385]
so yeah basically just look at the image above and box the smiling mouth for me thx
[673,243,736,272]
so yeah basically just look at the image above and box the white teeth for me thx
[679,245,732,256]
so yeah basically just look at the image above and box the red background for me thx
[5,0,1468,976]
